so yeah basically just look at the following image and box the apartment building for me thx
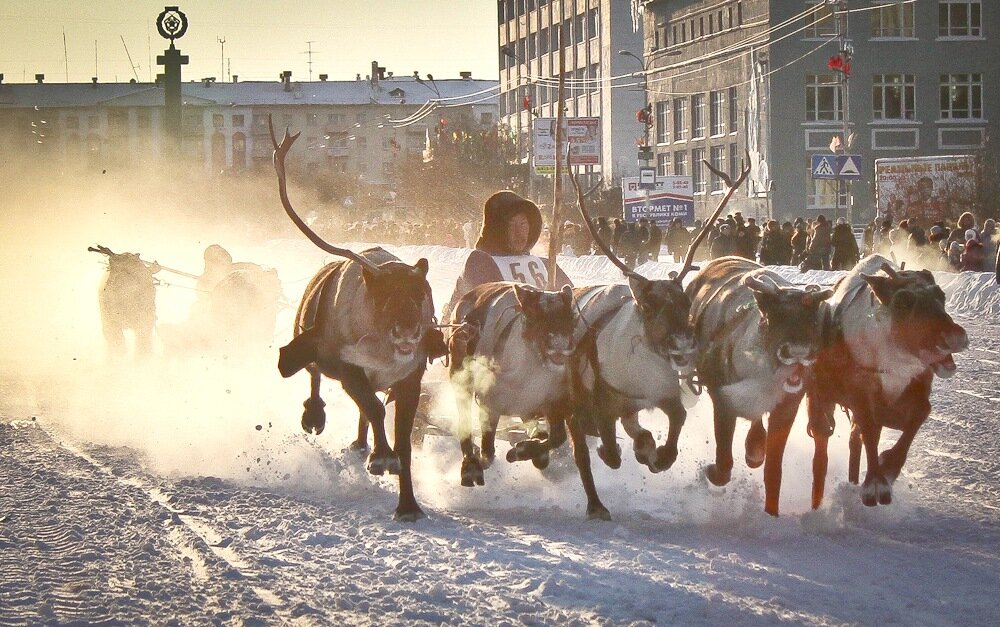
[641,0,997,223]
[0,70,498,187]
[497,0,646,195]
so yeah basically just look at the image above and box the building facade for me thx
[497,0,646,198]
[641,0,998,224]
[0,70,498,187]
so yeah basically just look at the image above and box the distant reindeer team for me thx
[269,118,967,522]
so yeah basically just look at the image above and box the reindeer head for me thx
[743,271,834,393]
[628,275,697,374]
[362,258,432,358]
[862,265,968,378]
[513,284,577,370]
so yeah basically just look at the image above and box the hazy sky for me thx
[1,1,498,84]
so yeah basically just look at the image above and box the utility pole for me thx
[834,0,853,223]
[217,36,226,81]
[305,41,315,81]
[547,25,567,291]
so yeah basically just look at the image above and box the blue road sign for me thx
[811,154,863,179]
[812,154,838,179]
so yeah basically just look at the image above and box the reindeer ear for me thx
[627,274,650,307]
[805,288,834,305]
[862,273,895,305]
[413,258,429,277]
[513,284,538,311]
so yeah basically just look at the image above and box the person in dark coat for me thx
[665,218,690,263]
[442,190,572,320]
[758,220,784,266]
[790,223,809,266]
[710,223,739,259]
[830,217,860,270]
[612,218,626,256]
[618,222,644,267]
[645,219,664,262]
[595,216,613,253]
[806,215,833,270]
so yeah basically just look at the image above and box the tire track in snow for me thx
[33,422,306,626]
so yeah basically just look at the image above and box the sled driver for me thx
[442,190,573,320]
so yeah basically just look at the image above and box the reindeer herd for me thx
[269,120,968,522]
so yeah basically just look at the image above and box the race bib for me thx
[492,255,550,289]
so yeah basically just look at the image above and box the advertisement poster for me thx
[533,117,601,174]
[874,155,975,223]
[622,175,694,225]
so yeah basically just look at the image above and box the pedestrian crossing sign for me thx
[811,155,838,179]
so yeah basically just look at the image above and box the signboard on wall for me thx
[533,117,601,174]
[622,175,694,225]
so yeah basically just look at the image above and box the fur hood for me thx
[475,190,543,255]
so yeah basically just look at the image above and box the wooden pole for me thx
[546,25,567,290]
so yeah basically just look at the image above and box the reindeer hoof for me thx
[531,450,550,470]
[705,464,732,487]
[654,444,678,471]
[745,425,766,469]
[633,432,657,469]
[461,458,485,487]
[367,452,400,476]
[348,439,369,453]
[506,438,545,463]
[587,505,612,521]
[301,398,326,435]
[394,506,426,522]
[597,443,622,469]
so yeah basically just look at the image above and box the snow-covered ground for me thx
[2,211,999,624]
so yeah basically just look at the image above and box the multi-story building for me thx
[497,0,646,197]
[641,0,998,224]
[0,68,498,187]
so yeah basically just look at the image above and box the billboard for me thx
[533,117,601,174]
[874,155,976,223]
[623,175,694,225]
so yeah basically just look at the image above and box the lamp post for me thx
[501,43,535,202]
[618,50,651,149]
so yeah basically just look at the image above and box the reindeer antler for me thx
[268,115,383,275]
[569,163,641,281]
[88,244,116,257]
[676,151,752,281]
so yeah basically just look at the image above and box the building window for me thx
[728,86,738,133]
[673,98,688,141]
[539,27,549,55]
[692,148,706,193]
[212,114,224,129]
[588,8,599,39]
[589,63,600,94]
[232,114,245,127]
[710,145,726,192]
[306,113,319,127]
[480,112,493,125]
[873,74,915,120]
[808,177,848,208]
[805,2,837,38]
[692,94,706,139]
[674,151,688,176]
[806,74,843,121]
[656,101,670,144]
[657,152,670,176]
[575,13,586,43]
[710,91,725,136]
[527,32,536,58]
[872,1,915,38]
[940,73,983,119]
[939,1,981,37]
[729,143,739,180]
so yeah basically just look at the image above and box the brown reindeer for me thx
[270,118,445,521]
[90,245,159,359]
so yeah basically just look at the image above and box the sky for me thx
[0,1,499,84]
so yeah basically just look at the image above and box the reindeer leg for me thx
[745,419,767,469]
[454,379,484,487]
[482,411,500,468]
[390,365,426,521]
[878,379,931,488]
[806,394,833,510]
[350,416,370,453]
[706,396,737,486]
[301,366,327,435]
[568,414,610,520]
[102,317,126,359]
[762,395,802,517]
[847,420,863,484]
[340,365,398,476]
[595,414,622,469]
[506,412,566,464]
[621,412,658,472]
[857,416,888,507]
[655,396,687,471]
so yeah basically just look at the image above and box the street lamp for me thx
[618,50,651,148]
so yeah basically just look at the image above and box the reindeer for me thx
[446,282,579,490]
[685,256,833,516]
[270,119,445,521]
[513,158,749,520]
[804,256,967,509]
[89,245,159,359]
